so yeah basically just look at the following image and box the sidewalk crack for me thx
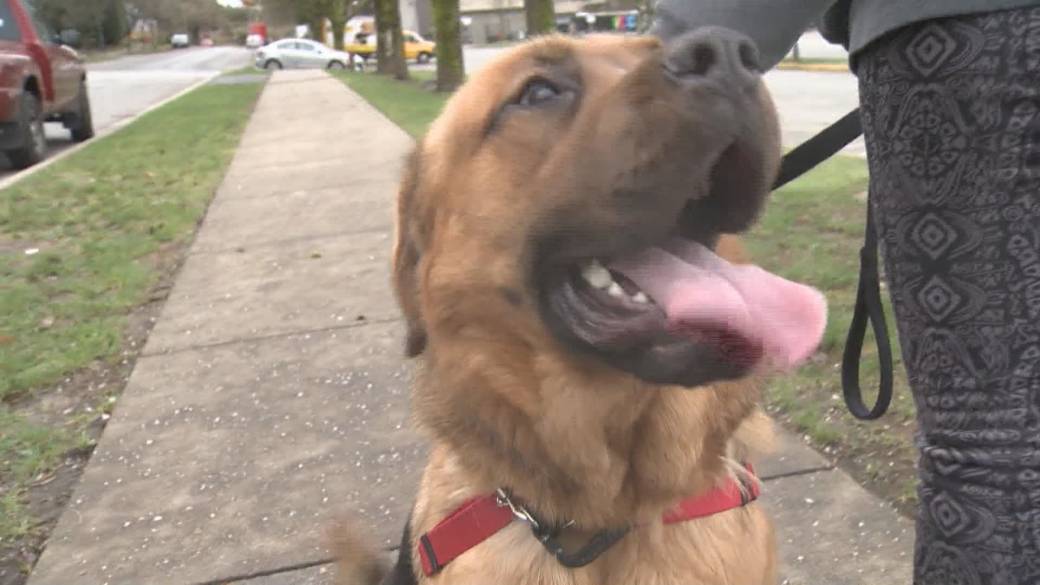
[189,226,391,256]
[141,317,402,357]
[759,464,836,482]
[194,557,334,585]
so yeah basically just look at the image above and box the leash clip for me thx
[495,488,541,531]
[495,487,627,569]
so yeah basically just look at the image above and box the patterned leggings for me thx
[857,8,1040,584]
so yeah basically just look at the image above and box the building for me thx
[460,0,587,43]
[400,0,434,36]
[326,0,639,48]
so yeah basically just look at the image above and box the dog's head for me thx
[394,31,824,390]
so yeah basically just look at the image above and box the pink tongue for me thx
[609,239,827,370]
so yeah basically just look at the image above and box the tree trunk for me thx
[331,18,346,49]
[96,15,105,49]
[102,0,128,47]
[373,0,390,73]
[329,0,347,50]
[524,0,554,36]
[389,19,408,80]
[432,0,464,92]
[376,0,408,79]
[310,17,324,42]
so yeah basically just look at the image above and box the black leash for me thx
[534,522,630,568]
[771,107,894,420]
[773,108,863,190]
[841,204,894,419]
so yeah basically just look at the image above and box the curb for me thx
[0,71,220,192]
[776,61,849,73]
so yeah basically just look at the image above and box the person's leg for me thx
[857,8,1040,584]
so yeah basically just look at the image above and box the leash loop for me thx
[771,107,894,420]
[840,203,894,419]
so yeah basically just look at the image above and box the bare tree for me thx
[123,0,227,42]
[263,0,353,48]
[38,0,130,47]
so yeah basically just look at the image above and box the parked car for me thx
[404,31,436,63]
[0,0,93,168]
[255,38,363,71]
[346,30,436,63]
[171,33,190,48]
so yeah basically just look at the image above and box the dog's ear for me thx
[393,147,427,357]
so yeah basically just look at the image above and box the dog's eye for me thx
[517,79,562,107]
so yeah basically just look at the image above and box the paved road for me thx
[0,46,253,179]
[787,30,849,61]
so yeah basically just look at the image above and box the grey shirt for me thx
[651,0,1040,70]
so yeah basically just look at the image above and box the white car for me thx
[255,39,364,71]
[246,34,264,49]
[171,33,190,49]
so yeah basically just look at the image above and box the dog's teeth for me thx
[632,292,650,304]
[581,260,612,289]
[607,282,625,298]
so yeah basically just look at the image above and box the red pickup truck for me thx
[0,0,93,168]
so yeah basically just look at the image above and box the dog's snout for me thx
[664,27,761,91]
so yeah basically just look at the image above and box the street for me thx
[86,46,252,135]
[8,39,857,183]
[0,46,253,179]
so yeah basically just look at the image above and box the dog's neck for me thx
[414,348,761,530]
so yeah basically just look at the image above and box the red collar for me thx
[418,464,760,576]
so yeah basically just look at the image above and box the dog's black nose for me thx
[664,27,761,91]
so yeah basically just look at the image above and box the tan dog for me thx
[337,30,827,585]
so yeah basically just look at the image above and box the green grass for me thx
[334,70,448,138]
[0,78,264,544]
[336,72,918,512]
[747,157,918,511]
[225,65,270,77]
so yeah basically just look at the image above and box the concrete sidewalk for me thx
[28,70,910,585]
